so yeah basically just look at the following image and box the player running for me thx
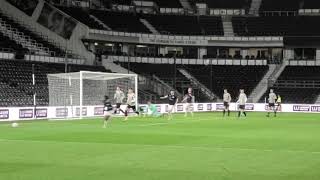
[160,90,178,120]
[113,86,125,114]
[223,89,232,117]
[267,89,277,117]
[182,87,195,117]
[124,88,139,121]
[237,89,247,118]
[103,96,113,128]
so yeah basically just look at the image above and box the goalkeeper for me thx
[146,101,162,118]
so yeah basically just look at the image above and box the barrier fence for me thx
[1,103,320,121]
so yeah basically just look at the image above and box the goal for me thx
[47,71,138,119]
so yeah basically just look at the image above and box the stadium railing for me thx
[106,55,268,66]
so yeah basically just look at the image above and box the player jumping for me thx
[103,96,113,128]
[160,90,178,120]
[113,86,125,114]
[182,87,195,117]
[237,89,247,118]
[223,89,232,117]
[124,88,139,121]
[267,89,277,117]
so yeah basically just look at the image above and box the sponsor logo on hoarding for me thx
[139,106,147,113]
[177,105,184,112]
[19,109,33,118]
[293,105,310,112]
[156,105,161,112]
[216,104,224,110]
[35,109,47,118]
[94,107,104,115]
[56,108,68,117]
[245,104,254,111]
[0,109,9,119]
[207,104,212,111]
[311,106,320,112]
[197,104,203,111]
[76,107,87,116]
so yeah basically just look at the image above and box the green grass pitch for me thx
[1,112,320,180]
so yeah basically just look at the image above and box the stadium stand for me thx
[55,6,106,30]
[198,0,251,9]
[260,0,301,11]
[0,12,66,57]
[116,62,268,100]
[90,10,151,33]
[183,65,269,99]
[302,0,320,9]
[144,14,223,35]
[0,59,109,107]
[260,66,320,104]
[0,32,27,53]
[232,16,320,36]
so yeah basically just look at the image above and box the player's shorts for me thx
[239,105,245,110]
[104,110,112,117]
[168,104,175,112]
[224,102,230,107]
[116,103,121,108]
[127,104,136,111]
[269,103,275,107]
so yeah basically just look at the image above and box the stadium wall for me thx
[1,103,320,121]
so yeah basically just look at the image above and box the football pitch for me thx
[0,112,320,180]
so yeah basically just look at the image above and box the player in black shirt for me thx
[103,96,113,128]
[160,90,178,120]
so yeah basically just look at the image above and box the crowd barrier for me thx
[1,103,320,121]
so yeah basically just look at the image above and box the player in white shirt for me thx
[223,89,232,117]
[236,89,247,117]
[124,88,139,121]
[113,86,125,114]
[267,89,277,117]
[181,87,195,117]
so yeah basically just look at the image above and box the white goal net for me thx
[47,71,138,119]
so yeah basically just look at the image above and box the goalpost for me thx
[47,71,138,119]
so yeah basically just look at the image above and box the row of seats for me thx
[0,59,109,107]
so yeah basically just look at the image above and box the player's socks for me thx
[223,110,226,116]
[243,112,247,117]
[238,111,241,117]
[227,110,230,116]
